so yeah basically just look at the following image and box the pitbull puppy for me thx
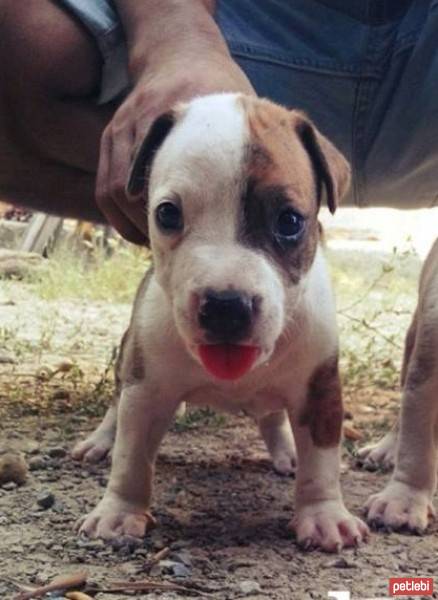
[365,238,438,532]
[75,93,368,551]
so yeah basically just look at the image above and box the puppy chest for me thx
[184,384,291,418]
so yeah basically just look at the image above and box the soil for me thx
[1,284,437,600]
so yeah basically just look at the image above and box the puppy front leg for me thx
[78,383,179,541]
[290,358,368,551]
[365,309,438,532]
[366,379,438,532]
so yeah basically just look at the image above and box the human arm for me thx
[96,0,253,243]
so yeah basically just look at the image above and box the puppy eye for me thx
[155,201,183,232]
[275,208,305,242]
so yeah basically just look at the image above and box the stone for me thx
[29,456,48,471]
[47,446,67,459]
[0,351,17,364]
[0,249,43,278]
[239,580,262,595]
[171,550,192,566]
[0,452,28,485]
[36,491,55,510]
[172,563,191,578]
[2,481,17,491]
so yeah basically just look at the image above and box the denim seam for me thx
[391,31,421,57]
[351,27,379,207]
[228,41,382,79]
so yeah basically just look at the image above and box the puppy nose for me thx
[198,290,254,342]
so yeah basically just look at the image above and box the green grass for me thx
[328,246,420,391]
[22,241,149,303]
[173,406,227,432]
[3,239,423,404]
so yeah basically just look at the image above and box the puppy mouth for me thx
[198,344,260,381]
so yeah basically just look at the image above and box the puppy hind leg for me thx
[358,312,418,471]
[72,403,117,462]
[357,423,399,471]
[258,410,296,475]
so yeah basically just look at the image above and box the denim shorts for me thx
[58,0,438,209]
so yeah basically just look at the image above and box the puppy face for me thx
[128,94,349,375]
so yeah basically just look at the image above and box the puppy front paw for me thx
[293,500,369,552]
[365,481,436,533]
[77,496,156,542]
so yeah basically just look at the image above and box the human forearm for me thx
[113,0,230,81]
[99,0,253,244]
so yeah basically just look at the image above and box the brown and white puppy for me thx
[74,93,368,551]
[364,238,438,532]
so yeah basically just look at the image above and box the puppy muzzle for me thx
[198,289,257,343]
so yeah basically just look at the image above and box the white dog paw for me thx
[293,500,369,552]
[365,481,436,533]
[77,497,156,541]
[272,451,296,476]
[357,431,397,471]
[72,431,114,463]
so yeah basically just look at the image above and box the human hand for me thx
[96,52,253,244]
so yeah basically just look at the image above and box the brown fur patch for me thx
[241,178,319,284]
[240,97,318,213]
[115,328,145,387]
[238,97,321,283]
[115,267,154,390]
[300,355,343,447]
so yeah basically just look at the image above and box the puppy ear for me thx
[295,116,350,214]
[127,111,176,196]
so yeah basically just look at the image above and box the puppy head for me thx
[128,94,350,380]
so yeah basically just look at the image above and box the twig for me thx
[103,578,218,596]
[139,546,170,573]
[3,578,34,593]
[339,312,402,350]
[13,571,87,600]
[337,269,389,314]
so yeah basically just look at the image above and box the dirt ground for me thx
[1,269,437,600]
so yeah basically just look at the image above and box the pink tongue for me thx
[199,344,259,380]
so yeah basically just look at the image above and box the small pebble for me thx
[0,452,28,485]
[239,580,262,595]
[77,538,105,551]
[172,563,191,578]
[159,559,191,578]
[2,481,18,491]
[47,446,67,459]
[0,351,17,364]
[324,557,357,569]
[37,491,55,510]
[171,550,192,566]
[29,457,47,471]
